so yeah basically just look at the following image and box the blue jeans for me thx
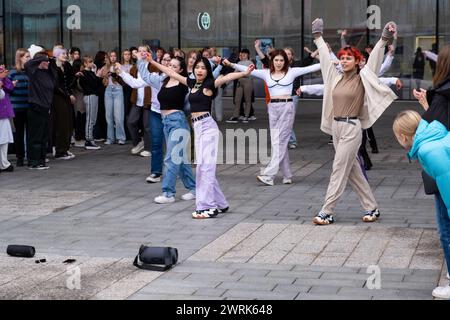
[161,111,196,197]
[104,85,126,142]
[435,193,450,275]
[289,95,299,145]
[149,110,164,175]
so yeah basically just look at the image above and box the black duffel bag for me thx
[133,245,178,271]
[422,170,439,195]
[7,245,36,258]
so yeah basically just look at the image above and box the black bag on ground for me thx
[133,245,178,271]
[422,170,439,195]
[7,245,36,258]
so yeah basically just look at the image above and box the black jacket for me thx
[54,61,76,99]
[424,76,450,130]
[24,56,57,109]
[79,70,103,96]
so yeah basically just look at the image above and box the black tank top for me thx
[157,83,188,111]
[187,77,216,113]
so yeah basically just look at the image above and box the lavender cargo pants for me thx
[193,116,228,211]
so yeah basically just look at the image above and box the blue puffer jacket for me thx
[408,119,450,218]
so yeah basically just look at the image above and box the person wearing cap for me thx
[24,46,57,169]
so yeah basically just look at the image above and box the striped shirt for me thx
[8,69,30,109]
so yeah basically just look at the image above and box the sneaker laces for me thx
[317,212,329,220]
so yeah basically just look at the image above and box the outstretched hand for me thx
[413,88,429,110]
[312,18,324,36]
[245,64,255,75]
[254,39,261,48]
[222,59,232,67]
[396,79,403,90]
[382,21,397,43]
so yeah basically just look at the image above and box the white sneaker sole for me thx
[257,176,274,186]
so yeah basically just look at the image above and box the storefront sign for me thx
[197,12,211,30]
[67,5,81,30]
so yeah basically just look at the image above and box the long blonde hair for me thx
[393,110,422,138]
[15,48,29,72]
[433,45,450,87]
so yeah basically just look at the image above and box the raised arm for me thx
[289,64,321,78]
[300,84,325,96]
[136,60,165,90]
[115,65,149,89]
[424,50,438,63]
[214,64,255,88]
[224,59,267,80]
[139,52,187,87]
[312,18,340,84]
[340,29,348,48]
[254,40,266,60]
[366,22,397,75]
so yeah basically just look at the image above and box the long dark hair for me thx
[192,56,217,98]
[433,45,450,87]
[269,49,290,74]
[94,51,107,70]
[163,57,188,86]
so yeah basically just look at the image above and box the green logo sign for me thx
[197,12,211,30]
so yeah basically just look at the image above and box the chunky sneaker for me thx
[283,178,293,184]
[181,192,196,201]
[118,140,126,145]
[257,175,274,186]
[74,140,85,148]
[29,164,50,170]
[226,117,239,123]
[242,117,249,123]
[218,207,229,214]
[192,208,219,219]
[248,116,257,121]
[140,150,151,157]
[146,174,162,183]
[154,195,175,204]
[362,209,381,222]
[313,212,335,225]
[55,153,72,161]
[131,141,144,155]
[432,284,450,299]
[85,141,101,150]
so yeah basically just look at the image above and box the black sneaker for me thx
[226,117,239,123]
[0,165,14,172]
[146,174,162,183]
[313,212,334,225]
[85,140,101,150]
[29,164,50,170]
[362,209,381,222]
[192,208,219,219]
[218,207,229,214]
[16,159,24,167]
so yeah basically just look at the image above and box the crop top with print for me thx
[233,63,321,97]
[187,77,216,113]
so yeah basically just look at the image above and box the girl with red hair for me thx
[311,18,398,225]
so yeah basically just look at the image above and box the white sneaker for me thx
[146,174,162,183]
[257,175,274,186]
[432,284,450,299]
[154,195,175,204]
[181,192,196,201]
[131,141,145,155]
[238,116,245,121]
[74,140,85,148]
[104,140,113,145]
[67,151,76,159]
[248,116,257,121]
[140,150,151,157]
[283,178,293,184]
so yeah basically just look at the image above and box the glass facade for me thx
[1,0,448,100]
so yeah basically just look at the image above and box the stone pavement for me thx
[0,99,447,300]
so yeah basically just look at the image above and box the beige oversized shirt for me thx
[332,69,365,118]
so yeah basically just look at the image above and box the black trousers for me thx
[27,105,49,166]
[52,95,73,156]
[362,127,378,151]
[74,111,86,141]
[94,87,107,140]
[13,109,28,160]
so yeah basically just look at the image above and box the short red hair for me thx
[337,46,363,62]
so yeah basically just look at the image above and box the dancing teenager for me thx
[224,53,321,186]
[146,53,255,219]
[311,18,397,225]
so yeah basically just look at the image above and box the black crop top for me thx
[187,77,216,113]
[157,83,188,111]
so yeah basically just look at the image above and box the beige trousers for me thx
[321,119,378,215]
